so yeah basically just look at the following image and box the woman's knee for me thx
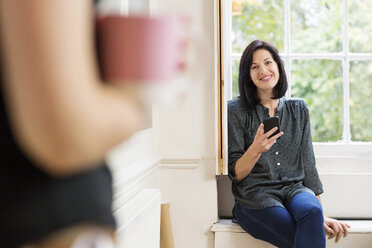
[234,203,296,247]
[289,193,324,222]
[297,203,324,224]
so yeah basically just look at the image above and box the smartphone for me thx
[263,116,280,139]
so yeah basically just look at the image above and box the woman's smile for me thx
[259,74,273,82]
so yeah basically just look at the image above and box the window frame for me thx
[220,0,372,175]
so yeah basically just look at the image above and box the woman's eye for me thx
[251,66,258,70]
[266,61,272,65]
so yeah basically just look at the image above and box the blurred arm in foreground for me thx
[0,0,143,176]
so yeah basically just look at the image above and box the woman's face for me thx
[249,49,280,95]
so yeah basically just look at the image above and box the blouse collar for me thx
[256,97,285,113]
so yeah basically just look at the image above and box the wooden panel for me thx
[216,0,224,175]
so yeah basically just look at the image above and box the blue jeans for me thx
[234,192,326,248]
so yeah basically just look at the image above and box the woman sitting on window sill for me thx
[228,40,350,248]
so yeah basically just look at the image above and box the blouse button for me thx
[275,151,279,155]
[277,162,281,166]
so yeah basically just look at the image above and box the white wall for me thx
[159,160,217,248]
[155,0,218,247]
[107,129,161,248]
[105,0,218,247]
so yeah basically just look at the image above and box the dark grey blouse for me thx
[228,97,323,210]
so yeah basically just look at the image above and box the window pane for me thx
[232,59,240,99]
[291,0,343,53]
[291,60,343,142]
[350,61,372,141]
[231,0,284,54]
[349,0,372,53]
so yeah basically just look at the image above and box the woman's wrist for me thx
[247,145,261,161]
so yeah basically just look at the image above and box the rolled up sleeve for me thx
[228,101,246,183]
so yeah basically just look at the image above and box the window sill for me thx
[314,143,372,158]
[212,219,372,234]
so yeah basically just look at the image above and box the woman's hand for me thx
[235,123,283,181]
[323,216,351,243]
[250,123,284,155]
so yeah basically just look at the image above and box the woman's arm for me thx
[0,0,143,176]
[300,101,324,195]
[235,124,283,181]
[234,144,261,181]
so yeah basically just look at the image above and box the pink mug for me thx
[96,15,188,83]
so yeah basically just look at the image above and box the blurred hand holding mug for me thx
[95,13,204,106]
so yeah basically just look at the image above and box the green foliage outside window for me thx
[230,0,372,142]
[232,0,283,54]
[291,0,343,53]
[291,60,343,142]
[350,61,372,141]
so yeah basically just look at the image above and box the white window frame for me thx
[222,0,372,175]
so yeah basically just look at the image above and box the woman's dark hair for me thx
[238,40,288,109]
